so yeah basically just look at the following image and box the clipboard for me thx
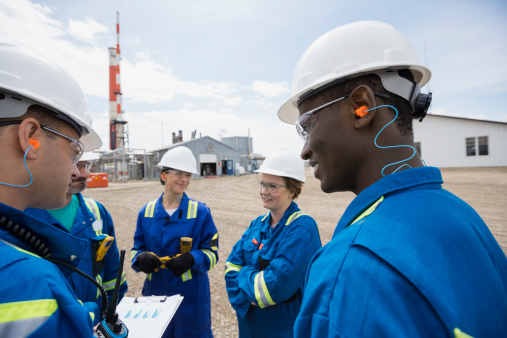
[116,295,183,338]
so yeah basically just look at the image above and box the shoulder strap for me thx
[144,199,158,218]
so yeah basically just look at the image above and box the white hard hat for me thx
[278,21,432,124]
[79,152,100,162]
[255,148,306,183]
[0,43,102,151]
[158,146,198,174]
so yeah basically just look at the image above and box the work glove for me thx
[136,252,163,274]
[165,252,195,277]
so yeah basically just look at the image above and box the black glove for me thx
[136,252,163,274]
[165,252,195,277]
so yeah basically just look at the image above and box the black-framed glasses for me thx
[0,120,84,164]
[258,180,287,193]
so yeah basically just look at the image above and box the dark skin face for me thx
[299,85,423,195]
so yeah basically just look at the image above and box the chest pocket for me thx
[84,198,103,236]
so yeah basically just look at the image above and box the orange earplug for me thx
[29,139,40,149]
[355,106,369,117]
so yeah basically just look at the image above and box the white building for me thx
[413,114,507,168]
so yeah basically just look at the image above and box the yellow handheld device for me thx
[181,237,192,253]
[96,236,114,262]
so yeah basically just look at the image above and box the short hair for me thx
[282,176,303,200]
[321,70,415,136]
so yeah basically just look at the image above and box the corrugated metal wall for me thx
[413,115,507,167]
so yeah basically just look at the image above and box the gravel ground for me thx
[83,167,507,337]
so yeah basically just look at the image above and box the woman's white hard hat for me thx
[255,148,306,183]
[0,43,102,151]
[278,21,431,124]
[158,146,198,174]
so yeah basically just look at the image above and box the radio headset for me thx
[0,215,129,337]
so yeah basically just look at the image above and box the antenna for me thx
[106,249,125,322]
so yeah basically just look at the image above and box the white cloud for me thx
[67,18,108,43]
[250,81,289,98]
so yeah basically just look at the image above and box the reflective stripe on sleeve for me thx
[95,274,103,298]
[131,250,138,261]
[181,269,192,282]
[144,200,157,218]
[102,271,126,292]
[201,249,217,270]
[187,200,198,219]
[224,262,242,275]
[210,233,219,251]
[0,299,57,338]
[254,271,276,309]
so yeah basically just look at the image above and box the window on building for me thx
[466,137,476,156]
[466,136,489,156]
[478,136,489,156]
[415,142,421,156]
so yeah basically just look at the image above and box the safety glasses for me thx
[258,180,287,193]
[0,120,84,164]
[295,95,349,142]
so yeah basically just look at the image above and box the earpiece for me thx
[355,106,369,117]
[161,174,166,179]
[29,139,40,149]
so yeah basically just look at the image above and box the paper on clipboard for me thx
[116,295,183,338]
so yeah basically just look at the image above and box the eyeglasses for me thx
[258,180,287,193]
[77,161,92,171]
[295,95,349,142]
[0,120,84,164]
[40,125,84,164]
[165,170,193,178]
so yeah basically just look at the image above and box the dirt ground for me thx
[83,167,507,337]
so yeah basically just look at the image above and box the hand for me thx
[136,252,163,274]
[164,252,195,277]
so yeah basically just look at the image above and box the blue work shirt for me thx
[225,201,321,338]
[0,202,96,337]
[131,192,219,338]
[295,167,507,337]
[27,193,128,320]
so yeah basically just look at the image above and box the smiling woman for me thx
[224,148,321,338]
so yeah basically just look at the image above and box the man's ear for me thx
[349,85,376,129]
[18,118,42,159]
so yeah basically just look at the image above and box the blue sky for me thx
[1,0,506,156]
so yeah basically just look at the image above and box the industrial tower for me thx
[109,11,128,150]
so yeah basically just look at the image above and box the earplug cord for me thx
[363,105,418,176]
[0,144,34,187]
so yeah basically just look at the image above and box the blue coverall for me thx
[295,167,507,337]
[26,193,128,320]
[131,192,219,338]
[225,201,321,338]
[0,202,96,337]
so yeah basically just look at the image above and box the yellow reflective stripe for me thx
[254,271,275,309]
[224,262,242,275]
[181,269,192,281]
[0,239,40,258]
[0,299,57,323]
[84,198,101,221]
[102,272,126,291]
[89,311,95,323]
[187,200,198,219]
[261,214,269,222]
[350,196,384,225]
[210,233,218,251]
[454,328,474,338]
[285,211,307,225]
[147,273,152,281]
[144,200,157,218]
[201,249,217,270]
[131,250,138,260]
[95,274,103,298]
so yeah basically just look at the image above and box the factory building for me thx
[413,114,507,168]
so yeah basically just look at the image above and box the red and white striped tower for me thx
[109,11,124,150]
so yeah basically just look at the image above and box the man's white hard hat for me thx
[278,21,432,124]
[256,148,306,183]
[0,43,102,151]
[158,146,198,174]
